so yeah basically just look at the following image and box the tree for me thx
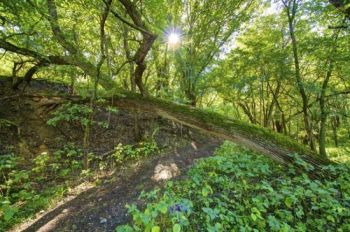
[170,0,256,106]
[1,0,348,170]
[282,0,316,151]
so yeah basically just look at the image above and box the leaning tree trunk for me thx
[22,90,332,178]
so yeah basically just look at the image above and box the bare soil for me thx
[1,78,220,232]
[16,139,219,232]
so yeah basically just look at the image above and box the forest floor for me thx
[13,139,220,232]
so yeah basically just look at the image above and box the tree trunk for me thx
[331,116,339,147]
[122,25,136,92]
[284,0,316,151]
[118,0,157,96]
[318,25,341,157]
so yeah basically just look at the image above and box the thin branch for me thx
[12,62,47,90]
[0,39,45,60]
[328,25,349,29]
[112,60,132,76]
[287,90,350,122]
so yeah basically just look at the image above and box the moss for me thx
[117,92,312,157]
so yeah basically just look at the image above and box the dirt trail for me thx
[16,139,219,232]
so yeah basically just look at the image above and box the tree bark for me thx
[283,0,316,151]
[117,0,157,96]
[331,115,339,147]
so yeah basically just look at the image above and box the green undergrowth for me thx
[0,140,159,231]
[0,144,84,231]
[327,146,350,165]
[116,142,350,232]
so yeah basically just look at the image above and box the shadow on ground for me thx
[18,139,220,232]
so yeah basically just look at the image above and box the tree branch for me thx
[115,0,157,95]
[105,0,152,36]
[46,0,78,54]
[0,39,45,60]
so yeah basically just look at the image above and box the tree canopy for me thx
[1,0,350,159]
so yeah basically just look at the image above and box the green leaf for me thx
[284,197,293,208]
[201,185,212,197]
[151,226,160,232]
[115,225,133,232]
[268,215,280,231]
[251,213,257,221]
[173,223,181,232]
[3,205,18,221]
[202,187,209,197]
[159,203,168,214]
[326,215,335,223]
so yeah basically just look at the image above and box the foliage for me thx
[0,138,159,231]
[0,144,84,231]
[113,141,159,164]
[117,142,350,231]
[47,103,93,128]
[47,103,118,129]
[1,0,349,155]
[0,0,350,230]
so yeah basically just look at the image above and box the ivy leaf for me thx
[202,207,218,220]
[115,225,134,232]
[158,203,168,214]
[326,215,335,223]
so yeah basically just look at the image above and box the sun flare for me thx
[168,32,180,46]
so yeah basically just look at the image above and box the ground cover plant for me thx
[117,142,350,232]
[0,140,159,231]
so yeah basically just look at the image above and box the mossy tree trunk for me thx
[26,91,331,177]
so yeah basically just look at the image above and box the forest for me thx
[0,0,350,231]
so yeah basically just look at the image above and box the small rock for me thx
[100,217,107,224]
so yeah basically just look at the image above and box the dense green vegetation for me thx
[117,142,350,232]
[0,145,84,230]
[0,0,350,230]
[0,100,159,231]
[0,140,159,231]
